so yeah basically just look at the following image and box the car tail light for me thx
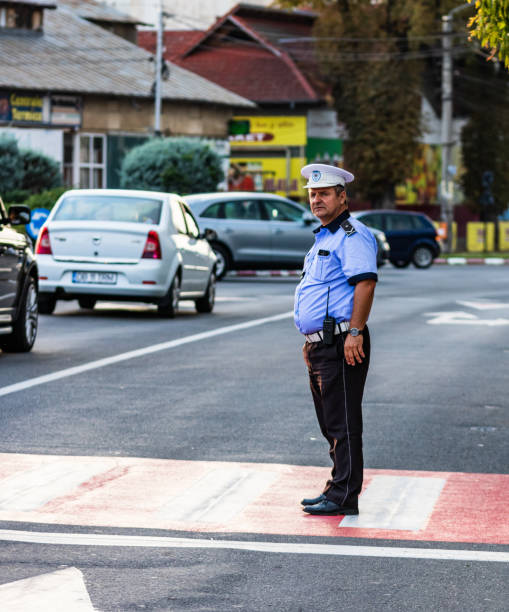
[35,227,52,255]
[142,230,162,259]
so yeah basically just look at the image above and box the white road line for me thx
[158,468,278,522]
[0,311,293,398]
[0,529,507,563]
[0,567,94,612]
[340,475,446,531]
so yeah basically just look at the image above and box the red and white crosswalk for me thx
[0,453,507,545]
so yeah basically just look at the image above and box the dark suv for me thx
[352,210,440,268]
[0,198,38,352]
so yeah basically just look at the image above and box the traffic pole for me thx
[154,0,163,137]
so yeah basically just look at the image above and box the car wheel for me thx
[0,277,38,352]
[391,259,410,269]
[78,297,96,310]
[38,293,57,315]
[412,246,434,269]
[211,243,230,280]
[195,271,216,313]
[158,274,180,318]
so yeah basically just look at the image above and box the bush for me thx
[3,189,31,203]
[0,135,62,196]
[20,148,62,193]
[22,186,68,210]
[120,137,224,194]
[0,135,24,194]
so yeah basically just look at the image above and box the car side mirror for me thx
[8,205,31,225]
[302,211,315,225]
[199,228,217,242]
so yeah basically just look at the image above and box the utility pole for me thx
[440,2,470,252]
[154,0,163,136]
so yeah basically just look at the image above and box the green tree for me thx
[459,55,509,216]
[120,137,224,194]
[467,0,509,68]
[0,135,61,197]
[19,148,61,194]
[277,0,459,207]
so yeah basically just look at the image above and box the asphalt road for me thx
[0,265,508,611]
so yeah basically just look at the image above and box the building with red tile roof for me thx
[138,3,342,198]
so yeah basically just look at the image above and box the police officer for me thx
[294,163,378,516]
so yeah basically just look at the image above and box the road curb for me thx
[435,257,509,266]
[226,259,509,276]
[227,270,301,277]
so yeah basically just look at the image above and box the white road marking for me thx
[456,300,509,311]
[425,311,509,326]
[0,567,94,612]
[158,468,278,522]
[340,475,446,531]
[0,462,102,512]
[0,311,293,398]
[0,529,507,563]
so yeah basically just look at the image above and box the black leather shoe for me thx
[302,499,359,516]
[300,493,326,506]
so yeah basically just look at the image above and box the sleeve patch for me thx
[340,220,357,236]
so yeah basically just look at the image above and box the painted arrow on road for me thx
[0,567,94,611]
[456,300,509,311]
[425,311,509,325]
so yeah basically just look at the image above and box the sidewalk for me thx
[226,257,509,277]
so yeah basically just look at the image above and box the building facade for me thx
[0,0,253,190]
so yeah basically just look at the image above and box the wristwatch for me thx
[349,327,363,337]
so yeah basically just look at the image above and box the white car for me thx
[35,189,217,317]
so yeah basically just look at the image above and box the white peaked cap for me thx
[301,163,354,188]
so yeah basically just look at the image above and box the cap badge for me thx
[311,170,322,182]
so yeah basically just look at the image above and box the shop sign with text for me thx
[229,116,306,147]
[0,92,44,123]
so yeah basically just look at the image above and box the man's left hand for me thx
[344,334,365,366]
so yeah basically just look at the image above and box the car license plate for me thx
[72,271,117,284]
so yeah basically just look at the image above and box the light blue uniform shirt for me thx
[294,210,378,335]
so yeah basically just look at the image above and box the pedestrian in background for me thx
[294,163,378,516]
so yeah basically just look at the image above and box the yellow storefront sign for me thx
[498,221,509,251]
[466,222,495,252]
[229,116,306,147]
[230,155,306,198]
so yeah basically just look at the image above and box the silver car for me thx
[185,192,317,278]
[185,192,389,277]
[35,189,217,317]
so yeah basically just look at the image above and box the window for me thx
[385,214,415,232]
[63,132,74,187]
[412,215,433,230]
[0,6,38,29]
[263,200,303,222]
[201,202,224,219]
[53,195,162,223]
[204,200,266,221]
[78,135,106,188]
[170,201,187,234]
[181,203,200,238]
[359,214,384,231]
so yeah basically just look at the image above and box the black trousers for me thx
[302,327,370,508]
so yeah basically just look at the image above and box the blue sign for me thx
[26,208,50,240]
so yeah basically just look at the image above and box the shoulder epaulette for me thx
[340,219,357,236]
